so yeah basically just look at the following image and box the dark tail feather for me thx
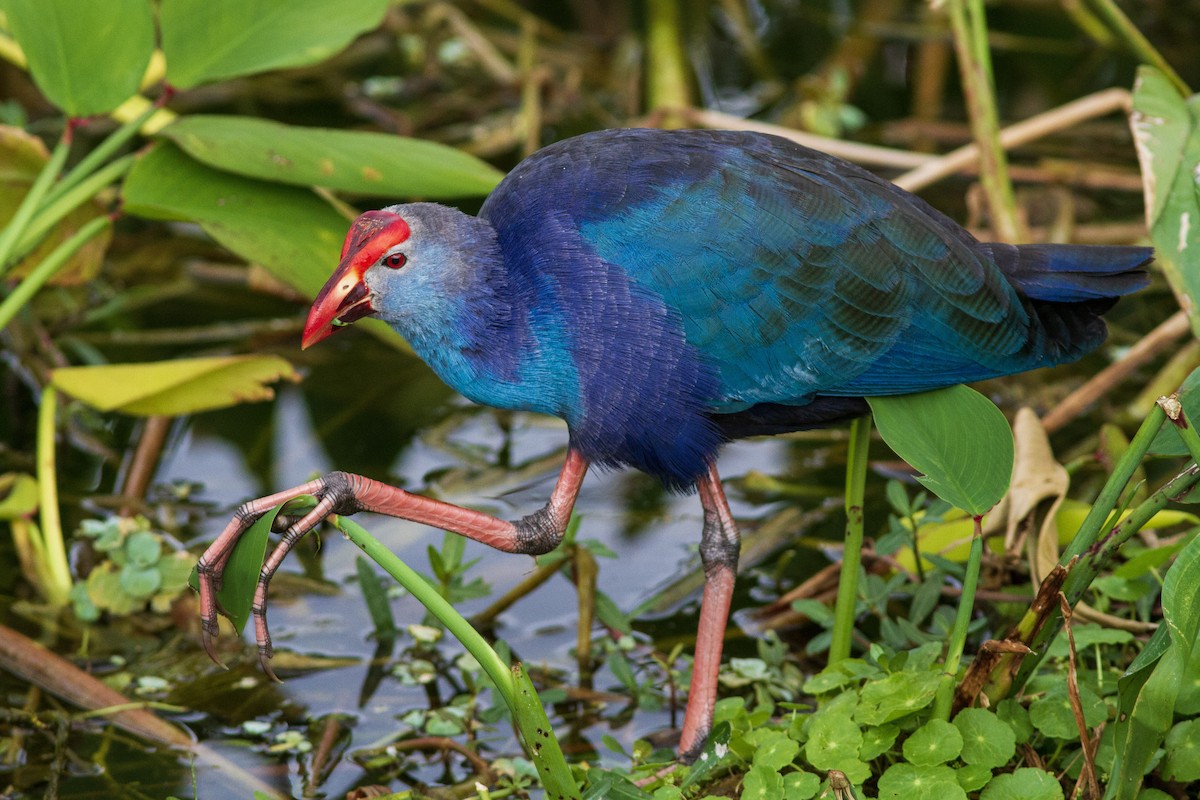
[982,243,1153,302]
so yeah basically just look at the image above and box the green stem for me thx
[830,415,871,664]
[645,0,691,126]
[934,515,984,720]
[334,515,579,796]
[0,132,72,277]
[945,0,1024,243]
[36,387,71,607]
[0,215,113,334]
[332,517,516,707]
[40,101,158,210]
[1084,0,1190,95]
[1011,460,1200,693]
[1060,404,1167,563]
[12,155,135,265]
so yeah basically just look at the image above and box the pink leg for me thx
[197,449,589,676]
[678,462,740,762]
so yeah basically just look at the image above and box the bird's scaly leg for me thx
[197,449,589,678]
[678,462,740,762]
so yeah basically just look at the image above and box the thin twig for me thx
[684,107,933,169]
[1059,594,1101,800]
[894,88,1131,192]
[1042,310,1190,433]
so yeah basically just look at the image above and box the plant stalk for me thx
[12,154,135,265]
[944,0,1024,243]
[645,0,691,127]
[0,215,113,334]
[934,515,984,720]
[1084,0,1190,95]
[36,387,72,607]
[0,131,72,277]
[830,415,871,663]
[333,515,579,796]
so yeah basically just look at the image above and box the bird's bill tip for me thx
[301,261,375,349]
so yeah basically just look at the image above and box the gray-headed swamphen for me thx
[197,128,1151,760]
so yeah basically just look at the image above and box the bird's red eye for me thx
[384,252,407,269]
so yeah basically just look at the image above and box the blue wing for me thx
[488,129,1144,412]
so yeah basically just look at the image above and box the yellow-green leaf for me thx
[50,355,299,416]
[0,473,39,520]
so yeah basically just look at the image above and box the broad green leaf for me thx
[162,116,504,198]
[120,563,162,599]
[122,143,345,296]
[1162,719,1200,781]
[160,0,388,88]
[0,126,110,284]
[125,530,163,568]
[0,473,38,520]
[50,355,298,416]
[4,0,154,115]
[868,386,1013,515]
[742,764,785,800]
[954,707,1016,769]
[855,669,941,725]
[956,764,992,792]
[858,724,899,760]
[1028,684,1107,739]
[877,763,965,800]
[1131,67,1200,335]
[783,771,820,800]
[750,730,800,771]
[980,768,1063,800]
[804,711,870,783]
[903,719,963,766]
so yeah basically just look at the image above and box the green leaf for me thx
[125,529,163,568]
[903,719,963,766]
[956,763,992,792]
[120,563,162,599]
[953,707,1016,769]
[162,116,504,198]
[121,143,346,296]
[867,386,1013,515]
[855,669,941,725]
[783,771,820,800]
[511,663,580,800]
[858,724,899,760]
[50,355,298,416]
[742,764,785,800]
[1131,67,1200,336]
[750,730,799,771]
[979,768,1063,800]
[188,500,280,635]
[1163,719,1200,781]
[804,711,869,784]
[1110,531,1200,798]
[355,556,396,640]
[0,473,38,520]
[1028,684,1107,739]
[4,0,154,115]
[877,763,965,800]
[160,0,389,89]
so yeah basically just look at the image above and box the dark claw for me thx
[260,650,282,683]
